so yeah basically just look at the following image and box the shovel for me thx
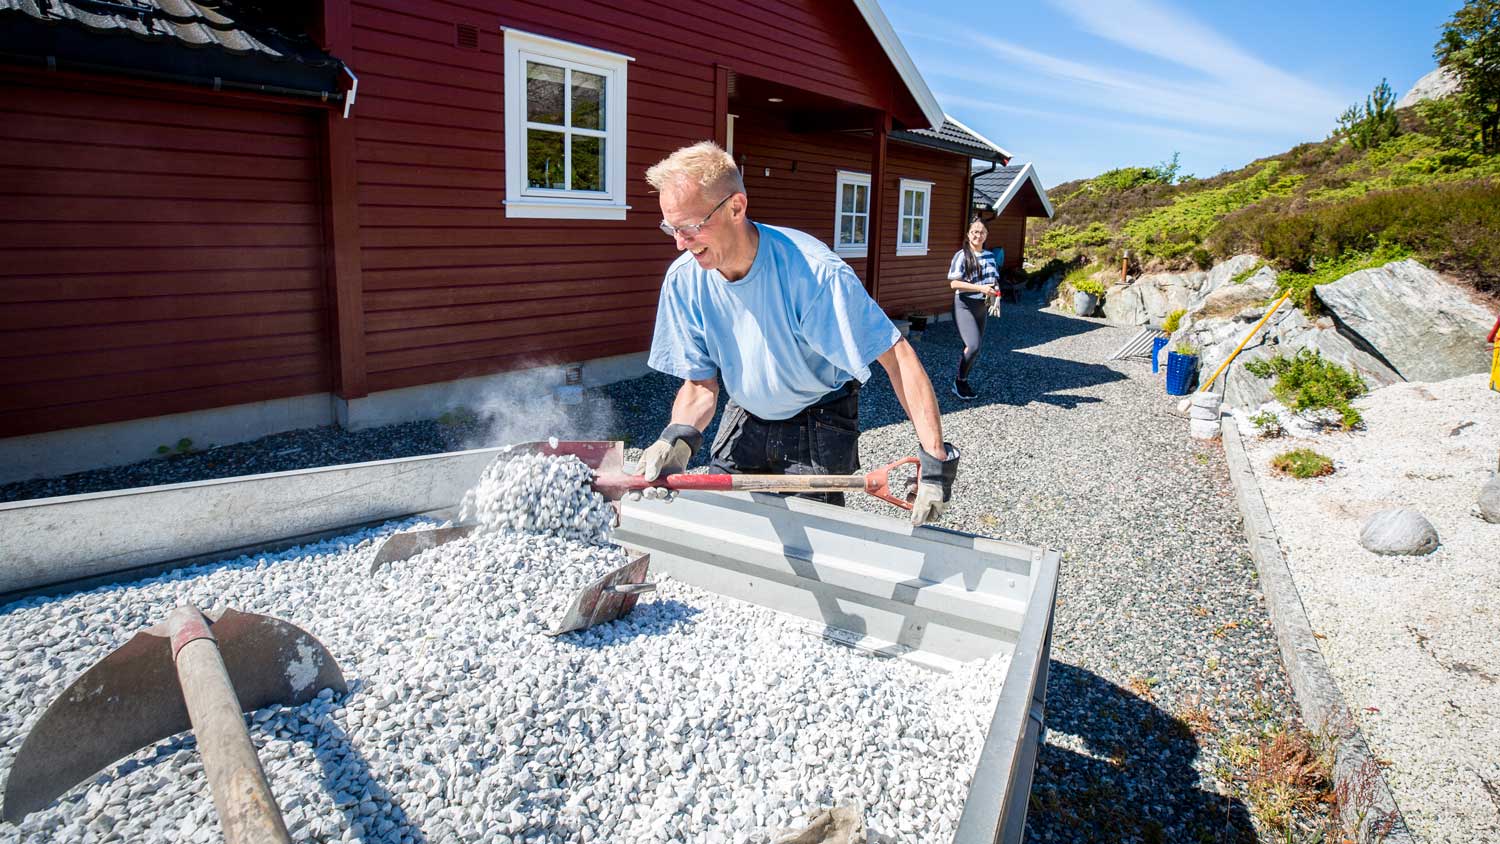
[2,605,346,844]
[369,441,920,571]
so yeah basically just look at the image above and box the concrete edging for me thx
[1219,417,1417,843]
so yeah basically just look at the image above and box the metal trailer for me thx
[0,447,1059,843]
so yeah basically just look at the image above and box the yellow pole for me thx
[1198,289,1293,393]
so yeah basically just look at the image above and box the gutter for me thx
[0,50,346,106]
[967,158,1001,226]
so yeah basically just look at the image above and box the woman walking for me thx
[946,218,1004,400]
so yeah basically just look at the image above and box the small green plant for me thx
[1250,411,1285,438]
[1244,349,1367,428]
[1162,308,1187,333]
[1064,264,1108,297]
[1271,448,1336,478]
[156,438,194,457]
[1174,342,1199,357]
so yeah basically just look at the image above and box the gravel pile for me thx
[1243,374,1500,843]
[1,455,1009,844]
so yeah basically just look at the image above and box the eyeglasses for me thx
[658,193,734,239]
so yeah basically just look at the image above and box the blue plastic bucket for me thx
[1165,352,1197,395]
[1151,337,1170,373]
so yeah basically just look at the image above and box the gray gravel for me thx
[2,295,1303,842]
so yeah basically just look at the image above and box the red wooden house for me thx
[0,0,1030,481]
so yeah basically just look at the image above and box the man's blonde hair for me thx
[645,140,746,198]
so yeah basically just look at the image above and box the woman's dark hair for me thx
[962,216,988,281]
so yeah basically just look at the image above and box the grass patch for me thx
[1238,728,1335,837]
[1230,260,1268,285]
[1249,411,1285,438]
[1244,349,1367,429]
[1270,448,1335,478]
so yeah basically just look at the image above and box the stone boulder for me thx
[1359,508,1440,556]
[1101,281,1147,325]
[1396,67,1460,110]
[1191,266,1278,321]
[1187,254,1264,311]
[1313,260,1495,382]
[1479,475,1500,524]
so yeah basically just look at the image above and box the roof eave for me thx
[989,163,1056,218]
[944,113,1012,160]
[888,129,1007,161]
[849,0,944,129]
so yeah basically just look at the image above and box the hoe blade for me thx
[1,608,346,822]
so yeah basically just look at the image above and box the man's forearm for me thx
[670,377,719,432]
[877,340,944,455]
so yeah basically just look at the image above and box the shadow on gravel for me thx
[1027,662,1257,844]
[304,696,430,843]
[553,599,703,647]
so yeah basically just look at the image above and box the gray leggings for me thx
[953,293,988,379]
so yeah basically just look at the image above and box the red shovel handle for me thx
[596,456,920,511]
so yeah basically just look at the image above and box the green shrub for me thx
[1210,180,1500,296]
[1174,342,1199,357]
[1036,221,1114,254]
[1249,411,1284,438]
[1271,448,1335,478]
[1122,162,1300,261]
[1243,349,1367,428]
[1162,308,1187,333]
[1064,265,1108,296]
[1190,247,1214,269]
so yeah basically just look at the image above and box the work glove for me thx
[910,443,960,526]
[632,423,703,501]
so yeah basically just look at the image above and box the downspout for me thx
[966,156,1001,229]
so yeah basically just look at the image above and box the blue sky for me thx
[881,0,1465,186]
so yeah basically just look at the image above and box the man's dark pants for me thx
[707,385,860,506]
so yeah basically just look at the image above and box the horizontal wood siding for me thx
[348,0,918,392]
[986,210,1027,272]
[732,114,970,317]
[0,76,330,438]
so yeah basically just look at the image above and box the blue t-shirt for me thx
[648,222,901,421]
[948,248,1002,301]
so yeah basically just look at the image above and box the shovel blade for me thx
[2,607,346,822]
[547,554,651,636]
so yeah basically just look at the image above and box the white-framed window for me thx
[897,178,933,256]
[503,28,632,220]
[834,170,871,257]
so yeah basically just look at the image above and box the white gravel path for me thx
[0,456,1009,844]
[1243,374,1500,843]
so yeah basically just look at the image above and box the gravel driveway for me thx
[1,296,1301,842]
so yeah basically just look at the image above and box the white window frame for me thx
[896,178,933,257]
[502,28,633,220]
[833,170,871,258]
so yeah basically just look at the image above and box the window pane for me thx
[526,62,565,125]
[914,191,925,214]
[854,184,867,210]
[852,215,866,245]
[903,191,914,216]
[901,218,913,243]
[572,135,604,192]
[912,218,924,243]
[527,129,566,189]
[839,214,854,245]
[572,70,606,130]
[841,183,855,213]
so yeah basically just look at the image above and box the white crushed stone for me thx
[1244,374,1500,843]
[0,454,1009,844]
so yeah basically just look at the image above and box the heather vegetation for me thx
[1028,3,1500,297]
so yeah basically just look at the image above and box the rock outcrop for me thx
[1396,67,1461,110]
[1313,259,1495,382]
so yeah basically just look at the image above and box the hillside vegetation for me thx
[1028,98,1500,296]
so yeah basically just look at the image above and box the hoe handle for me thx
[168,606,292,844]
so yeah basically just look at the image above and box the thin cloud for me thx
[937,91,1235,148]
